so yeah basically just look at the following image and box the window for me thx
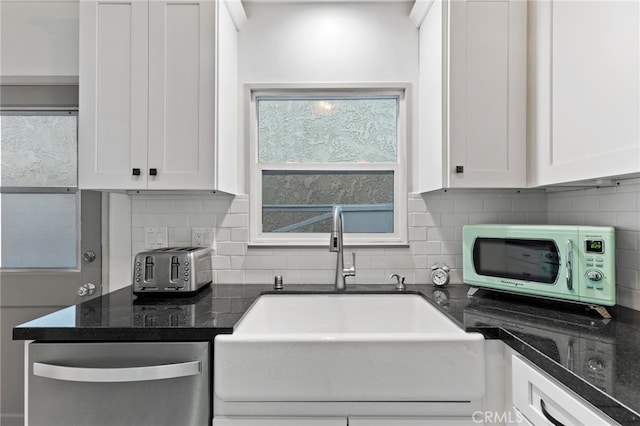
[249,87,407,246]
[0,112,80,268]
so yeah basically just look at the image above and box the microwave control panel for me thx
[578,228,615,306]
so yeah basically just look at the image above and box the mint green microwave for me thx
[463,225,616,307]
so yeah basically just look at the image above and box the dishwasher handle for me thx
[33,360,201,383]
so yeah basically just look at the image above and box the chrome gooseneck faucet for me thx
[330,206,356,290]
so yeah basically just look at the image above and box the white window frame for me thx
[248,84,408,247]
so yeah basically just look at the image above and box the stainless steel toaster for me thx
[133,247,213,296]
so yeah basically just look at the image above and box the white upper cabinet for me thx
[528,0,640,187]
[416,0,527,191]
[79,0,241,191]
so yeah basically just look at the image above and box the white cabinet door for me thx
[511,355,618,426]
[80,0,217,191]
[448,0,527,188]
[528,0,640,186]
[147,0,216,190]
[79,0,149,190]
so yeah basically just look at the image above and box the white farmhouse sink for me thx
[214,293,485,402]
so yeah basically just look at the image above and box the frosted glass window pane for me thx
[0,193,78,268]
[262,171,393,233]
[258,98,397,163]
[1,115,77,187]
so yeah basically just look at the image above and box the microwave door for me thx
[473,238,561,285]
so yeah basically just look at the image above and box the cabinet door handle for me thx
[132,168,141,176]
[149,168,158,176]
[540,399,566,426]
[33,360,200,383]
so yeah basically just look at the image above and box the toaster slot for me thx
[171,256,180,282]
[144,256,154,282]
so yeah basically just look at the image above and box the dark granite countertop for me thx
[14,283,640,424]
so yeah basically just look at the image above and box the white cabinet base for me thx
[512,355,618,426]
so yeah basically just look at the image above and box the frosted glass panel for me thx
[1,115,77,187]
[262,171,394,233]
[0,193,78,268]
[258,98,397,163]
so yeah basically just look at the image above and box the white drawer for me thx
[512,355,618,426]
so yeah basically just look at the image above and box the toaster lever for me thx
[171,256,180,282]
[145,256,154,282]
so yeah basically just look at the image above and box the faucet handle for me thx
[344,252,356,277]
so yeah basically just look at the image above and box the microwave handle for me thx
[566,240,573,291]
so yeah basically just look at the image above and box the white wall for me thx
[237,1,420,193]
[0,1,79,81]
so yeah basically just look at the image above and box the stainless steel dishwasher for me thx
[27,342,209,426]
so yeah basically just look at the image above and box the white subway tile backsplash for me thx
[441,213,469,227]
[203,199,232,214]
[172,227,192,243]
[212,256,231,270]
[410,212,440,227]
[583,212,617,226]
[571,195,599,212]
[215,228,232,243]
[411,241,441,255]
[174,200,204,214]
[599,193,636,211]
[188,214,216,227]
[408,197,427,213]
[483,199,512,212]
[427,227,456,242]
[230,197,250,214]
[616,212,640,230]
[512,198,546,213]
[618,249,640,270]
[547,196,572,212]
[231,228,249,242]
[427,255,457,269]
[369,255,399,269]
[497,212,528,224]
[131,199,146,214]
[616,268,639,290]
[259,255,287,269]
[468,213,498,224]
[132,227,144,242]
[216,270,245,284]
[455,198,483,213]
[129,184,640,309]
[525,213,548,224]
[408,227,427,241]
[441,240,462,255]
[216,242,246,256]
[218,214,247,228]
[425,198,455,213]
[160,213,189,227]
[132,214,160,227]
[245,270,274,285]
[617,230,639,251]
[300,270,332,284]
[146,200,174,213]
